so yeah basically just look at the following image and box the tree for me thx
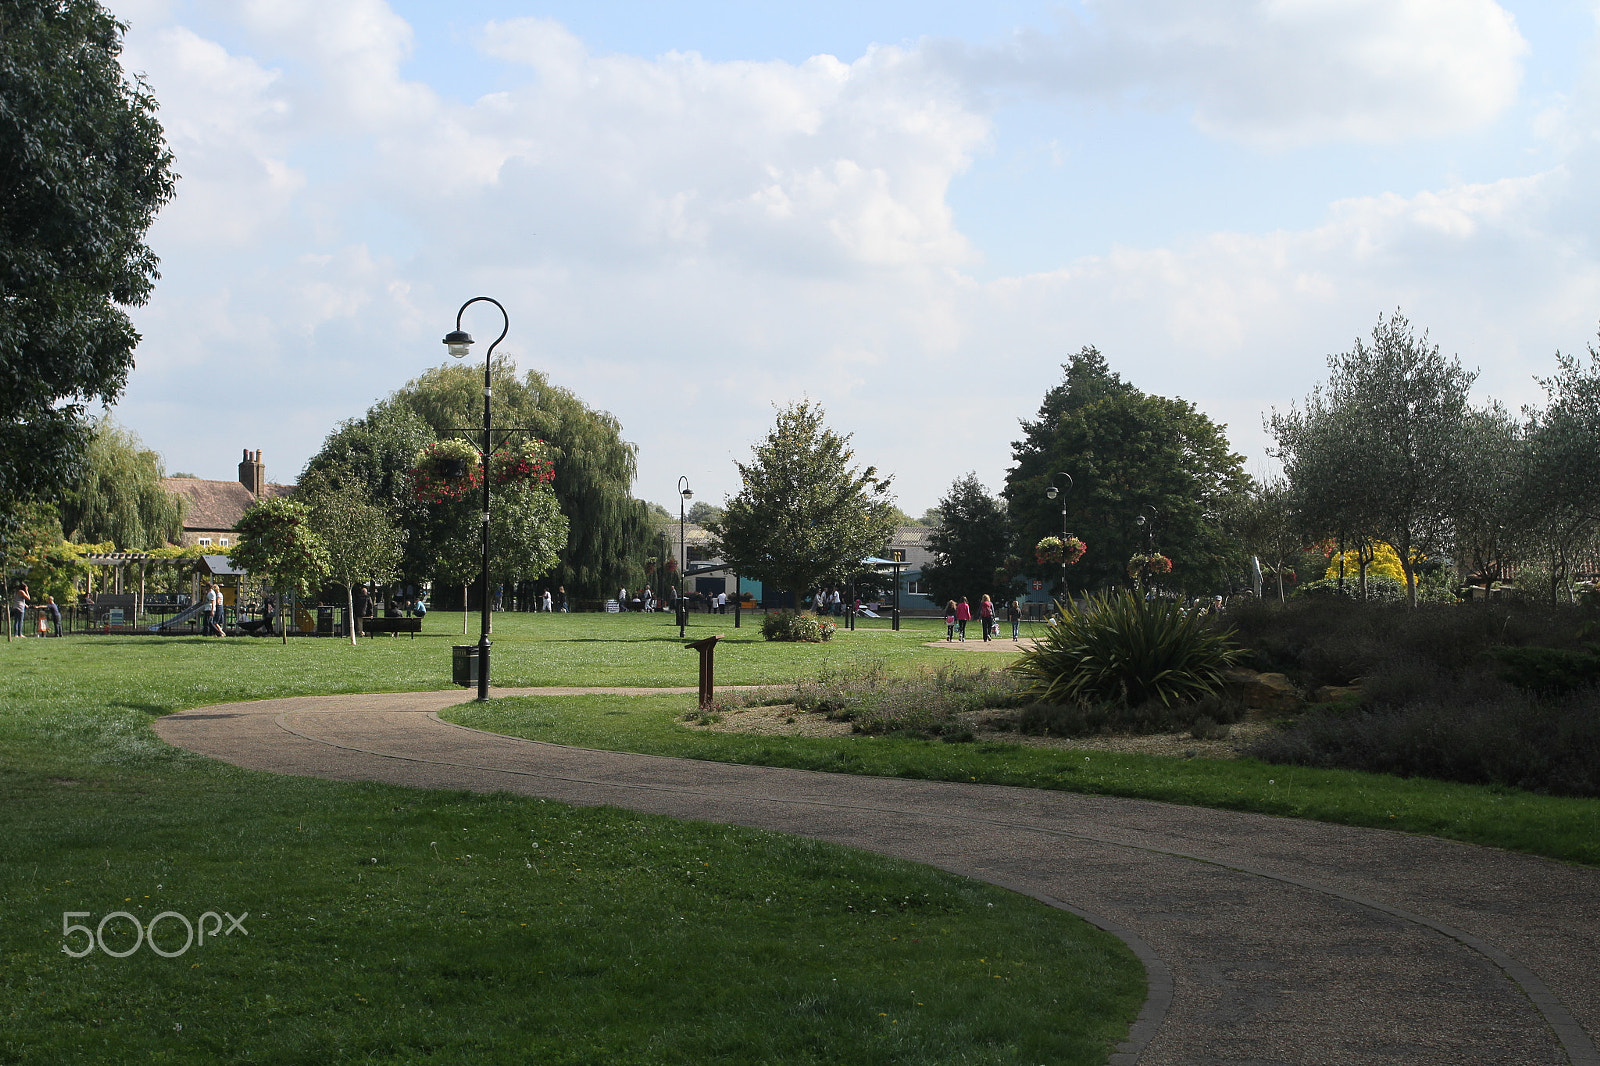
[1523,339,1600,601]
[1449,402,1528,590]
[229,498,330,643]
[1005,348,1249,596]
[425,486,568,629]
[712,401,899,606]
[919,473,1015,608]
[299,469,406,645]
[0,0,176,528]
[685,500,724,527]
[393,360,649,598]
[1270,311,1474,607]
[1227,478,1301,603]
[57,417,183,548]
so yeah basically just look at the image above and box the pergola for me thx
[78,551,155,619]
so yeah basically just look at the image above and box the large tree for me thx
[0,0,176,523]
[57,417,183,548]
[919,473,1015,608]
[1005,348,1249,596]
[393,360,649,599]
[1270,311,1474,607]
[712,401,899,606]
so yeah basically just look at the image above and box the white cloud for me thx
[926,0,1529,146]
[100,2,1600,512]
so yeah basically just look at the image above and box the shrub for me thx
[760,610,836,643]
[1494,646,1600,697]
[1228,597,1600,796]
[1013,692,1246,738]
[1010,592,1241,707]
[727,661,1025,739]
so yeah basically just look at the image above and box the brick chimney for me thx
[238,449,265,495]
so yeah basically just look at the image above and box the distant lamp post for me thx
[1045,472,1074,599]
[678,476,692,638]
[444,296,509,702]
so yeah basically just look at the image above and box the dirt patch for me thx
[921,637,1031,653]
[690,701,1278,759]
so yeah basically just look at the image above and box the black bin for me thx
[316,606,335,636]
[452,644,484,686]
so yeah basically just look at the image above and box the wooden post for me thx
[685,634,724,710]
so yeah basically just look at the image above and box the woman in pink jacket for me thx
[955,597,972,642]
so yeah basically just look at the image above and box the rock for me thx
[1310,684,1361,704]
[1221,668,1300,711]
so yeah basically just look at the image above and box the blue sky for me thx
[104,0,1600,513]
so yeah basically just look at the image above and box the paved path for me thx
[155,688,1600,1066]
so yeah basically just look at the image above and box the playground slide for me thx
[858,608,880,618]
[149,601,207,632]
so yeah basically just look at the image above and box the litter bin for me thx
[316,606,335,636]
[452,644,485,687]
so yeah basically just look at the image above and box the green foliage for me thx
[1011,592,1242,707]
[760,609,837,643]
[57,417,183,548]
[715,401,900,603]
[0,0,175,514]
[1493,646,1600,697]
[1522,339,1600,601]
[920,473,1016,607]
[394,359,649,599]
[1296,574,1408,603]
[1270,311,1477,606]
[1005,348,1248,596]
[229,498,330,600]
[298,468,407,644]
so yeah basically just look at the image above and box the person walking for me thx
[557,586,568,613]
[1007,598,1022,641]
[11,583,30,638]
[542,588,553,613]
[944,600,957,641]
[955,596,972,642]
[979,594,995,641]
[352,583,373,638]
[202,582,226,637]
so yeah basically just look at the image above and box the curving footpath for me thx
[156,688,1600,1066]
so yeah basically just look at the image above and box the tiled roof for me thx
[163,478,294,532]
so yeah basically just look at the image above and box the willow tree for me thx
[393,359,649,599]
[58,417,184,548]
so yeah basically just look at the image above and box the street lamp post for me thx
[1136,504,1160,595]
[443,296,509,702]
[1045,472,1073,601]
[678,476,692,638]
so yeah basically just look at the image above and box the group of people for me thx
[8,583,62,638]
[943,595,1024,642]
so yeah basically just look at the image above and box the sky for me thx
[100,0,1600,515]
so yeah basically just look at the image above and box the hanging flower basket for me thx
[409,440,483,503]
[1126,552,1173,580]
[1035,535,1087,567]
[489,438,555,488]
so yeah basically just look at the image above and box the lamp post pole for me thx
[1045,472,1073,601]
[678,476,692,638]
[443,296,509,702]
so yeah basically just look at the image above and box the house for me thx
[162,449,294,550]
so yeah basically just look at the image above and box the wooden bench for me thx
[361,616,422,638]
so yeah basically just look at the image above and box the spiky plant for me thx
[1011,592,1241,707]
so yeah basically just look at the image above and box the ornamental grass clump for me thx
[1011,592,1241,707]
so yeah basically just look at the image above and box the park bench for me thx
[361,616,423,638]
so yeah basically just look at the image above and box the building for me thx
[162,449,294,550]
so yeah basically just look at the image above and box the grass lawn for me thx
[0,614,1144,1065]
